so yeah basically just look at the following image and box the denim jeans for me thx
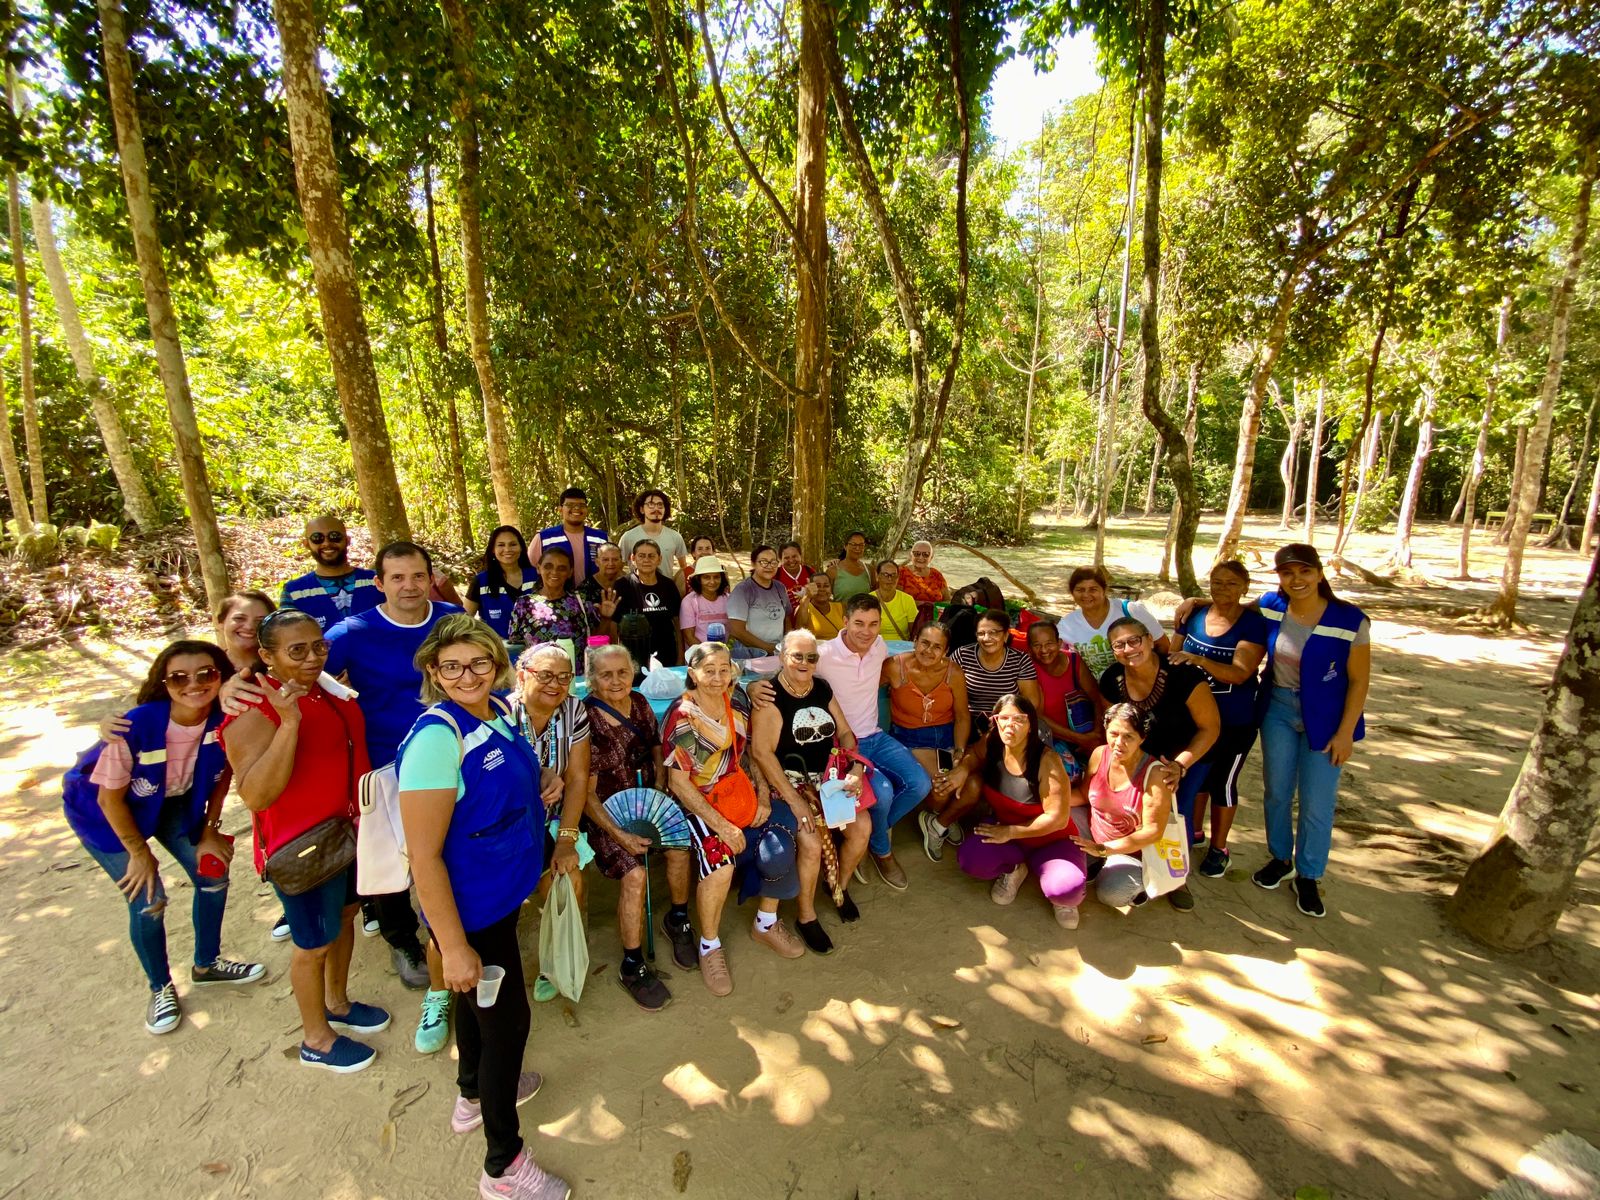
[1260,686,1344,880]
[81,793,228,991]
[857,731,932,856]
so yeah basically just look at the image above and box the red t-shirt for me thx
[776,564,814,609]
[220,681,370,873]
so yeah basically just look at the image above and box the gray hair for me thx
[684,640,733,689]
[516,642,574,673]
[911,539,934,554]
[779,629,819,655]
[585,642,636,677]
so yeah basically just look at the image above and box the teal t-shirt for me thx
[397,717,517,800]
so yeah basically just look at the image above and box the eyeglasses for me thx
[529,670,575,687]
[1111,636,1147,651]
[438,657,497,680]
[786,652,820,663]
[279,639,332,661]
[165,667,222,687]
[307,531,346,544]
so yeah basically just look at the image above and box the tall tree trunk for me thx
[1215,266,1302,564]
[1378,415,1402,486]
[1450,540,1600,948]
[1498,426,1529,545]
[1304,379,1325,543]
[439,0,520,531]
[30,190,158,530]
[1054,457,1068,516]
[1486,143,1595,627]
[5,76,45,526]
[1344,413,1383,543]
[0,368,32,533]
[1014,275,1045,537]
[1161,362,1201,582]
[826,0,970,555]
[1084,335,1106,526]
[274,0,410,546]
[1278,384,1303,530]
[791,0,830,564]
[1541,397,1597,548]
[1094,112,1140,569]
[422,154,474,549]
[1118,441,1138,516]
[1581,444,1600,555]
[96,0,229,607]
[1390,383,1437,568]
[1142,434,1163,517]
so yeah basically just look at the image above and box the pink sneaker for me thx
[479,1150,570,1200]
[452,1071,544,1134]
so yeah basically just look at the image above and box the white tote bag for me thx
[1141,804,1191,900]
[356,708,463,896]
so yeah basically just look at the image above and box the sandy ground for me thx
[1,516,1596,1200]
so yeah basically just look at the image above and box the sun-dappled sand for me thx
[1,516,1596,1199]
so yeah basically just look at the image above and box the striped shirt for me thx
[953,643,1038,725]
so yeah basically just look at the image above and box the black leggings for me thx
[370,890,425,958]
[454,908,531,1176]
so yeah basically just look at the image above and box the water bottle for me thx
[707,620,727,645]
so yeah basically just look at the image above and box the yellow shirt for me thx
[876,590,919,642]
[802,600,847,640]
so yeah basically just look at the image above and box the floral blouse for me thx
[508,589,596,652]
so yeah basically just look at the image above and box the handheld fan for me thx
[602,787,692,850]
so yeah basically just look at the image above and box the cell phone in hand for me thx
[937,749,955,773]
[198,832,235,879]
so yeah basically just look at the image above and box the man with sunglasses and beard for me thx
[280,515,381,632]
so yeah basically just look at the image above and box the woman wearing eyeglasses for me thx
[64,640,265,1035]
[222,610,387,1074]
[397,615,569,1200]
[512,643,591,1005]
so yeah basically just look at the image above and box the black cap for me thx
[1274,543,1322,570]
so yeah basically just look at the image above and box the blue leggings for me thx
[82,793,228,991]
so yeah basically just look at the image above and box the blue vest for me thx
[474,571,538,640]
[63,702,228,853]
[538,525,609,579]
[280,568,380,631]
[397,698,544,933]
[1259,591,1368,752]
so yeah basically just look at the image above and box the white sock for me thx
[754,910,778,933]
[700,937,721,956]
[929,817,948,838]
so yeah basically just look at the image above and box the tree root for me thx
[930,539,1043,606]
[1324,554,1400,588]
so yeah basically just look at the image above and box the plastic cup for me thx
[476,965,506,1007]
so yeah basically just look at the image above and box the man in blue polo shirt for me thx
[325,541,461,1044]
[279,514,380,630]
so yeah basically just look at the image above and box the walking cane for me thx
[638,769,656,962]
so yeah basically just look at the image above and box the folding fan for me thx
[602,787,693,850]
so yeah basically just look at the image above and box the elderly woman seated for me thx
[580,642,694,1012]
[661,641,806,997]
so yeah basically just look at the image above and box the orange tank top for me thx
[889,659,956,729]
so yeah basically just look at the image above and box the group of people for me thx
[62,485,1372,1200]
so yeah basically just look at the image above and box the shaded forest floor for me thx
[0,515,1595,1200]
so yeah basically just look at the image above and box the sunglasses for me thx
[786,652,821,664]
[438,656,497,680]
[280,639,332,661]
[308,531,346,544]
[1111,636,1147,651]
[164,666,222,687]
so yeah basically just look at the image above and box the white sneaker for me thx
[1053,904,1080,930]
[990,863,1028,906]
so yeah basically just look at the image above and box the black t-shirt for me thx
[631,575,683,667]
[1097,657,1208,761]
[771,676,838,778]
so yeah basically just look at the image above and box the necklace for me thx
[780,672,815,698]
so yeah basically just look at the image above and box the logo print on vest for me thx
[131,778,159,797]
[482,748,506,772]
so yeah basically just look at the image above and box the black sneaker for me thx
[837,891,861,923]
[391,944,429,989]
[796,919,834,955]
[619,964,673,1012]
[271,913,292,942]
[1294,877,1326,918]
[360,899,382,938]
[1085,856,1104,882]
[1189,830,1208,848]
[1167,886,1195,912]
[663,915,698,970]
[1252,858,1296,890]
[192,957,267,986]
[1197,847,1230,878]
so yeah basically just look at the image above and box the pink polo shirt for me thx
[816,634,888,738]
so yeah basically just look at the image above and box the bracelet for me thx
[556,827,580,843]
[206,818,224,831]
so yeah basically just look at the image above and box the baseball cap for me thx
[1274,543,1322,571]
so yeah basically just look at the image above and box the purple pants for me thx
[958,836,1088,907]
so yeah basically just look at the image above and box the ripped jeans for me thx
[81,792,228,992]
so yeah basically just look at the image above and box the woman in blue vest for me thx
[465,525,538,644]
[1252,544,1371,919]
[64,640,265,1036]
[398,615,570,1200]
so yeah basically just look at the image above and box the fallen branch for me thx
[930,539,1042,606]
[1325,554,1400,589]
